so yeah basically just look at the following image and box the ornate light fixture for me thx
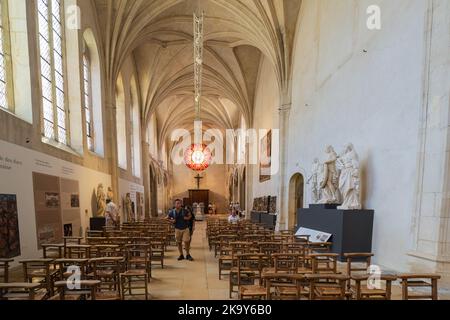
[185,12,212,172]
[184,143,212,172]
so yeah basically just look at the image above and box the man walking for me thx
[168,199,193,261]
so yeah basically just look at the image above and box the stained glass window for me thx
[38,0,67,144]
[83,45,94,151]
[0,0,13,111]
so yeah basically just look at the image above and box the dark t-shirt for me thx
[169,208,190,230]
[189,211,196,231]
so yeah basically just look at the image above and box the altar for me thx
[188,189,209,220]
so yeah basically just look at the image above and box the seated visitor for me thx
[228,210,240,224]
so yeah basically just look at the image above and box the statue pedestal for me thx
[297,205,374,261]
[250,211,277,230]
[90,217,106,231]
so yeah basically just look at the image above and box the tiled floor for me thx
[8,221,450,300]
[148,221,229,300]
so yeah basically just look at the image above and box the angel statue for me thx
[307,158,321,204]
[96,183,107,217]
[318,145,340,204]
[337,143,361,210]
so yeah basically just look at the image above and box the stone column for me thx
[141,137,151,220]
[277,102,292,231]
[409,0,450,284]
[105,96,119,204]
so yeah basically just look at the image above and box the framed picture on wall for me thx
[0,194,21,258]
[64,223,73,237]
[259,130,272,182]
[45,192,60,208]
[70,194,80,208]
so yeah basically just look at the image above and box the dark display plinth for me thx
[297,205,374,261]
[260,213,277,230]
[250,211,262,224]
[250,211,277,229]
[90,217,106,231]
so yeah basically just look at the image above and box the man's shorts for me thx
[175,228,191,243]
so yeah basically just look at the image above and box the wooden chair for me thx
[219,242,234,280]
[0,258,14,283]
[352,274,397,300]
[263,273,305,300]
[149,239,165,269]
[52,280,101,300]
[310,253,339,274]
[308,242,332,253]
[345,253,373,275]
[344,252,374,290]
[41,244,64,259]
[20,259,59,297]
[55,258,89,281]
[264,253,301,274]
[236,254,266,300]
[120,245,150,300]
[0,283,45,300]
[306,274,350,300]
[65,244,91,259]
[88,257,123,300]
[228,242,257,297]
[63,236,83,246]
[91,244,122,258]
[398,274,441,300]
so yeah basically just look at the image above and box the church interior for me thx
[0,0,450,302]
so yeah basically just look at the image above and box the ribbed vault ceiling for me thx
[93,0,302,148]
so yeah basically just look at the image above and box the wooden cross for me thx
[194,174,203,189]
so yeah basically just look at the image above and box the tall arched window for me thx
[0,0,13,112]
[130,77,141,177]
[116,74,127,169]
[37,0,68,144]
[82,42,94,151]
[83,29,104,156]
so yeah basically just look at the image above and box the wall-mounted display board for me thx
[32,172,81,248]
[0,194,21,258]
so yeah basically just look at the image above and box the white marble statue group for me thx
[307,143,361,210]
[95,183,114,217]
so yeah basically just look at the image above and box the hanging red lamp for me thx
[184,143,212,172]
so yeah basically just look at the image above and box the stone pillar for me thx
[409,0,450,284]
[141,138,151,220]
[277,102,291,231]
[105,96,119,204]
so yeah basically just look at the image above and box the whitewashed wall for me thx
[250,58,280,202]
[286,0,429,271]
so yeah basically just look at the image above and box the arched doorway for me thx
[288,173,304,229]
[149,165,158,217]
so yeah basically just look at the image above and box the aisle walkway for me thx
[149,221,229,300]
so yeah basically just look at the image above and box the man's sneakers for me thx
[178,254,194,261]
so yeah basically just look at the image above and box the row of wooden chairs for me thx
[0,220,176,300]
[206,218,442,300]
[231,253,441,300]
